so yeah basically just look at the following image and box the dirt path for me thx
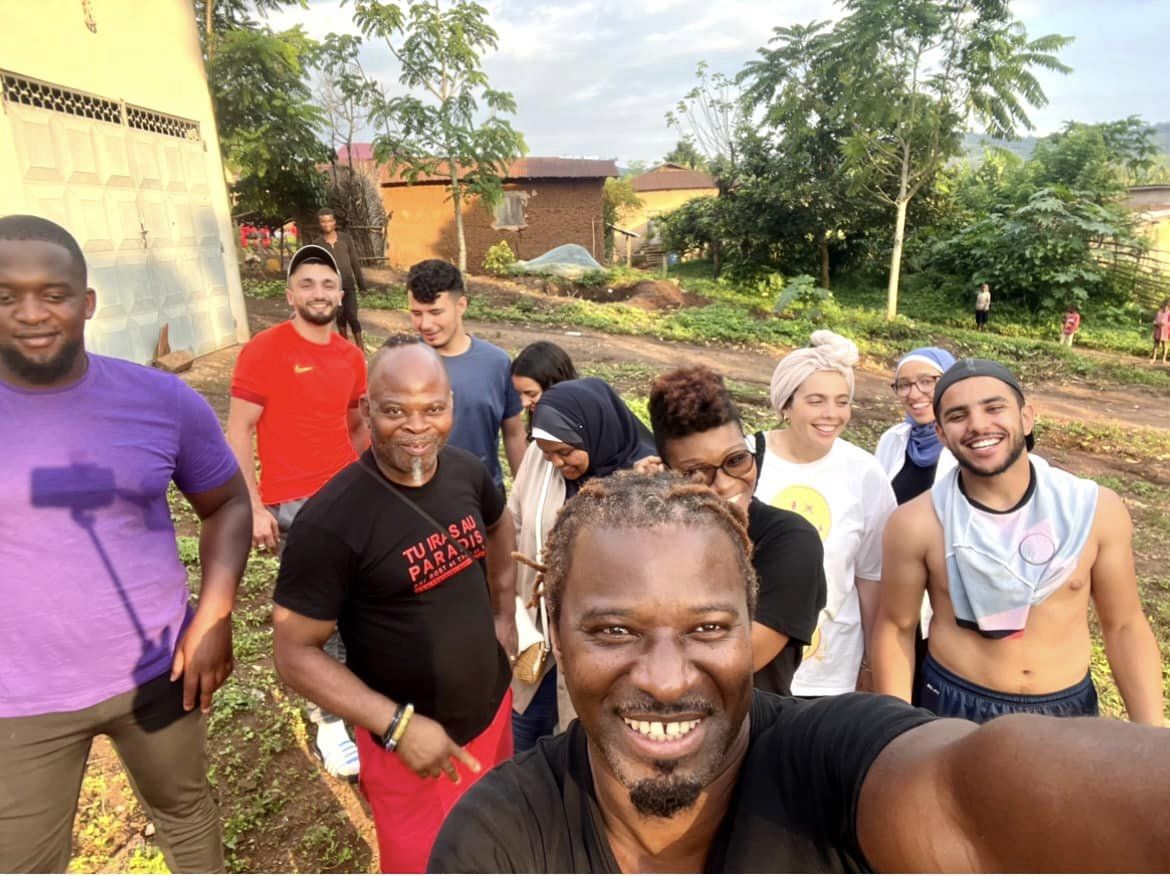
[184,296,1170,434]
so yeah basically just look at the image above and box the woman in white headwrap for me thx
[751,330,897,696]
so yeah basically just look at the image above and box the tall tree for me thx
[348,0,527,273]
[666,61,746,172]
[663,139,706,170]
[834,0,1072,318]
[740,21,863,289]
[197,1,328,228]
[207,23,329,226]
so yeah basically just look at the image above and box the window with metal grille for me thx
[0,70,201,141]
[126,105,200,140]
[492,191,528,230]
[0,71,121,124]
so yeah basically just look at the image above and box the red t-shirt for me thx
[1063,311,1081,333]
[231,322,367,505]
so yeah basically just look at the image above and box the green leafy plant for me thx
[483,240,517,276]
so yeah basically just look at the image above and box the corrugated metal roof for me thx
[630,164,717,192]
[379,155,618,185]
[337,143,375,162]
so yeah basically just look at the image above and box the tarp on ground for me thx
[515,244,603,280]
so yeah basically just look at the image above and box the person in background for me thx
[314,208,368,350]
[874,347,958,506]
[974,283,991,331]
[510,340,578,429]
[508,376,655,750]
[873,346,957,703]
[647,365,826,695]
[1151,298,1170,364]
[406,259,525,495]
[226,244,368,782]
[1060,305,1081,347]
[754,331,897,697]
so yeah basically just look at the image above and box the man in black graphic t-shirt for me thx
[274,339,518,873]
[430,472,1170,873]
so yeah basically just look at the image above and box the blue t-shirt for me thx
[0,354,239,717]
[442,337,522,490]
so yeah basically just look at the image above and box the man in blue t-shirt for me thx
[406,260,525,492]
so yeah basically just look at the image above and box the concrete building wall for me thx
[0,0,248,362]
[381,179,606,269]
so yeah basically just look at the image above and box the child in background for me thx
[1060,306,1081,347]
[1152,299,1170,364]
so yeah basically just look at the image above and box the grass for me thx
[243,263,1170,393]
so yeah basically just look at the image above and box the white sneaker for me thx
[315,720,360,782]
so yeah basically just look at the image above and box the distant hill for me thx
[961,120,1170,163]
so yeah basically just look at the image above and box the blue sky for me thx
[270,0,1170,165]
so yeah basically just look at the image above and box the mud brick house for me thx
[378,156,619,269]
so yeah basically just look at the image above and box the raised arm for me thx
[1091,488,1164,725]
[858,713,1170,872]
[871,500,932,703]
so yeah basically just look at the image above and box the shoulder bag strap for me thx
[358,459,476,567]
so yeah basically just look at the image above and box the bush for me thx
[773,274,840,323]
[483,240,517,276]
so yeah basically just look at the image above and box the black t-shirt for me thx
[891,450,937,505]
[429,691,934,873]
[314,231,365,291]
[749,498,827,696]
[274,447,510,744]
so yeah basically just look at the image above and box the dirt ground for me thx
[73,287,1170,873]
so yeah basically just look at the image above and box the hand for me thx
[395,712,482,783]
[633,455,665,475]
[855,663,874,693]
[253,505,280,552]
[495,612,518,663]
[170,607,234,712]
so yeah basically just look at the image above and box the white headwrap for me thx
[769,330,860,414]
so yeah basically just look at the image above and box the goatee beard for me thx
[0,339,84,385]
[956,432,1026,478]
[296,303,337,325]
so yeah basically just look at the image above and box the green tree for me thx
[666,61,746,172]
[602,177,643,261]
[834,0,1072,318]
[739,21,871,289]
[207,23,329,226]
[348,0,527,273]
[663,139,706,170]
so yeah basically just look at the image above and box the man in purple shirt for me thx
[0,215,252,872]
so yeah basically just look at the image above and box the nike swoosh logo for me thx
[294,365,313,374]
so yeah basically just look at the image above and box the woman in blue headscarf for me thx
[506,377,654,751]
[874,347,958,505]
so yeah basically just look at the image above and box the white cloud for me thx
[268,0,1170,162]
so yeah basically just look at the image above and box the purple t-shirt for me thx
[0,354,239,717]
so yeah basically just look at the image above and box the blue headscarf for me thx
[897,347,956,468]
[530,378,655,497]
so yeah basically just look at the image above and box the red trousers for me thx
[355,690,513,873]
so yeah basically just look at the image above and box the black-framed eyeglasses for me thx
[891,374,941,397]
[679,449,756,487]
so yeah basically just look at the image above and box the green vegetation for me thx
[482,240,517,276]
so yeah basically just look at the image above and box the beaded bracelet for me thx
[388,704,415,752]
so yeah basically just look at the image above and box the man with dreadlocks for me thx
[430,471,1170,873]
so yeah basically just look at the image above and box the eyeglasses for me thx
[891,374,941,397]
[679,449,756,486]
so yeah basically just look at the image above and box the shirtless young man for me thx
[872,358,1163,724]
